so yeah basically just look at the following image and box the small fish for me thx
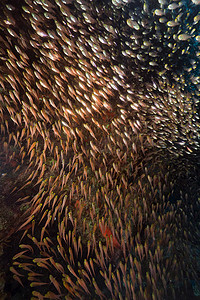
[178,33,191,41]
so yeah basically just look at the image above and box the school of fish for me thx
[0,0,200,299]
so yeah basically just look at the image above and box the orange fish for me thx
[99,223,120,249]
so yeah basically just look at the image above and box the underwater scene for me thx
[0,0,200,299]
